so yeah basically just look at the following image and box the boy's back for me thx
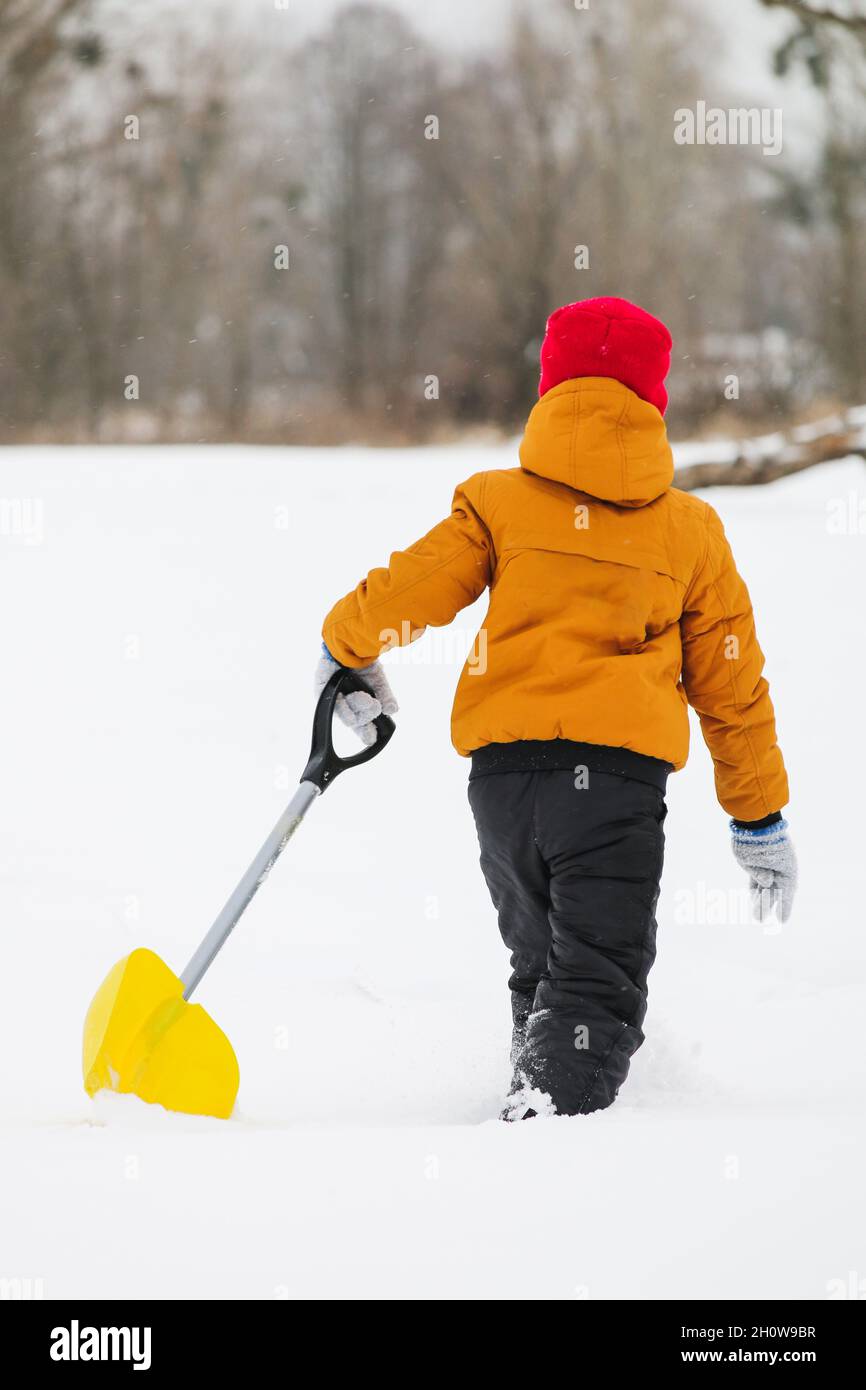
[324,374,787,822]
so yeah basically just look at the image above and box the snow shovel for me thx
[82,668,395,1119]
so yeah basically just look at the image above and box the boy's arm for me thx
[322,475,493,666]
[680,505,789,822]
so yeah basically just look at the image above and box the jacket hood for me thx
[519,377,674,508]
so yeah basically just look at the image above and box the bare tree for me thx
[1,0,863,445]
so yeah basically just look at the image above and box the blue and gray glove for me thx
[730,816,797,924]
[314,644,398,747]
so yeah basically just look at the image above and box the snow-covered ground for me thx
[0,441,863,1300]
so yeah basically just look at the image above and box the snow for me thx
[0,442,863,1299]
[673,438,740,468]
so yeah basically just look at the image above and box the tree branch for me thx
[0,0,84,84]
[759,0,866,34]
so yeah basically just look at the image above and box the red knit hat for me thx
[539,296,672,415]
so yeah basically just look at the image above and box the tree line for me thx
[1,0,864,443]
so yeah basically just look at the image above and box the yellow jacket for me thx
[323,377,788,820]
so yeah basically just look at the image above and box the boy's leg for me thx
[519,770,666,1115]
[467,773,551,1067]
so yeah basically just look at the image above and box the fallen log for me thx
[673,407,866,491]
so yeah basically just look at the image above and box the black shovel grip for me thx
[300,666,396,792]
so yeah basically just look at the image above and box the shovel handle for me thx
[300,666,396,793]
[180,667,396,999]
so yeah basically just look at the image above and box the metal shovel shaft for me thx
[180,780,320,1000]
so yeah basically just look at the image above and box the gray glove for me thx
[314,647,398,747]
[730,818,797,924]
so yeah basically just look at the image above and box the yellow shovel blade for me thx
[83,947,239,1120]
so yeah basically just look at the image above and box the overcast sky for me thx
[257,0,795,95]
[108,0,821,149]
[132,0,800,86]
[284,0,817,142]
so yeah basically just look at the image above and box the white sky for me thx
[255,0,795,92]
[102,0,823,150]
[129,0,799,81]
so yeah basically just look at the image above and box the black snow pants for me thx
[468,754,667,1115]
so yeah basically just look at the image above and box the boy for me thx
[316,296,796,1119]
